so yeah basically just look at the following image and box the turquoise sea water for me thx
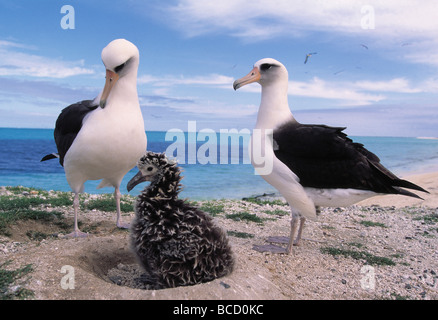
[0,127,437,200]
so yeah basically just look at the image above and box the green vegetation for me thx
[390,292,409,300]
[225,211,265,223]
[320,247,396,266]
[0,207,65,236]
[347,242,364,249]
[227,230,254,239]
[242,196,287,206]
[0,194,71,211]
[359,220,387,228]
[401,206,420,215]
[413,213,438,225]
[199,201,225,216]
[0,261,34,300]
[263,209,289,216]
[0,187,137,236]
[83,196,134,213]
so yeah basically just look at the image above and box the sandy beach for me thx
[1,171,437,300]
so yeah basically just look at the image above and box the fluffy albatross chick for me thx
[127,152,234,289]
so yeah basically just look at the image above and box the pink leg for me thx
[286,211,301,254]
[293,218,306,246]
[65,193,88,238]
[115,186,129,229]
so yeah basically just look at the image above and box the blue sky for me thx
[0,0,437,137]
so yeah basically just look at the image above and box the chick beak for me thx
[127,170,146,192]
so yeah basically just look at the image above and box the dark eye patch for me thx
[114,62,126,73]
[260,63,274,71]
[115,58,132,73]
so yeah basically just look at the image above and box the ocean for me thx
[1,127,437,200]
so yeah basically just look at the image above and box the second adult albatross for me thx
[41,39,147,237]
[233,58,428,254]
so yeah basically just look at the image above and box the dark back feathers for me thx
[273,121,428,197]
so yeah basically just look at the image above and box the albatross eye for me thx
[260,63,273,72]
[114,62,126,73]
[115,58,132,73]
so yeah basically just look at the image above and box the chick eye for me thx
[147,166,154,171]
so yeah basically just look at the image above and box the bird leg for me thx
[253,210,305,254]
[64,193,88,238]
[115,186,129,229]
[286,211,301,254]
[293,217,306,246]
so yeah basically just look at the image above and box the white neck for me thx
[255,81,294,129]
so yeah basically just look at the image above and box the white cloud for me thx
[353,78,422,93]
[170,102,257,118]
[0,40,37,50]
[138,73,234,88]
[0,40,95,78]
[165,1,438,38]
[404,49,438,68]
[420,78,438,93]
[139,91,257,118]
[234,75,438,106]
[163,0,438,66]
[289,77,385,105]
[236,77,385,105]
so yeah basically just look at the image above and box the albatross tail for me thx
[40,153,59,162]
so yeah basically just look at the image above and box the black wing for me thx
[273,121,428,197]
[41,100,98,166]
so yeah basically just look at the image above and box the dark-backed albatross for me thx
[233,58,428,254]
[41,39,147,237]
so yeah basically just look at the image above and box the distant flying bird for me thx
[41,39,147,237]
[233,58,429,255]
[333,69,346,76]
[304,52,317,64]
[360,44,369,50]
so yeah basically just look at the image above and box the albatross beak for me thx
[127,170,147,192]
[100,69,119,108]
[233,67,261,90]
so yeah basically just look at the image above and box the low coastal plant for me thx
[263,209,289,216]
[225,211,265,223]
[0,192,72,211]
[83,196,134,213]
[0,261,34,300]
[227,230,254,239]
[0,208,65,236]
[0,187,73,236]
[390,292,409,300]
[413,213,438,225]
[242,196,287,206]
[199,201,225,216]
[320,246,396,266]
[359,220,387,228]
[347,242,364,249]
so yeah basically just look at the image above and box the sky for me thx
[0,0,437,137]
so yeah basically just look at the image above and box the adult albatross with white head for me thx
[233,58,428,254]
[41,39,147,237]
